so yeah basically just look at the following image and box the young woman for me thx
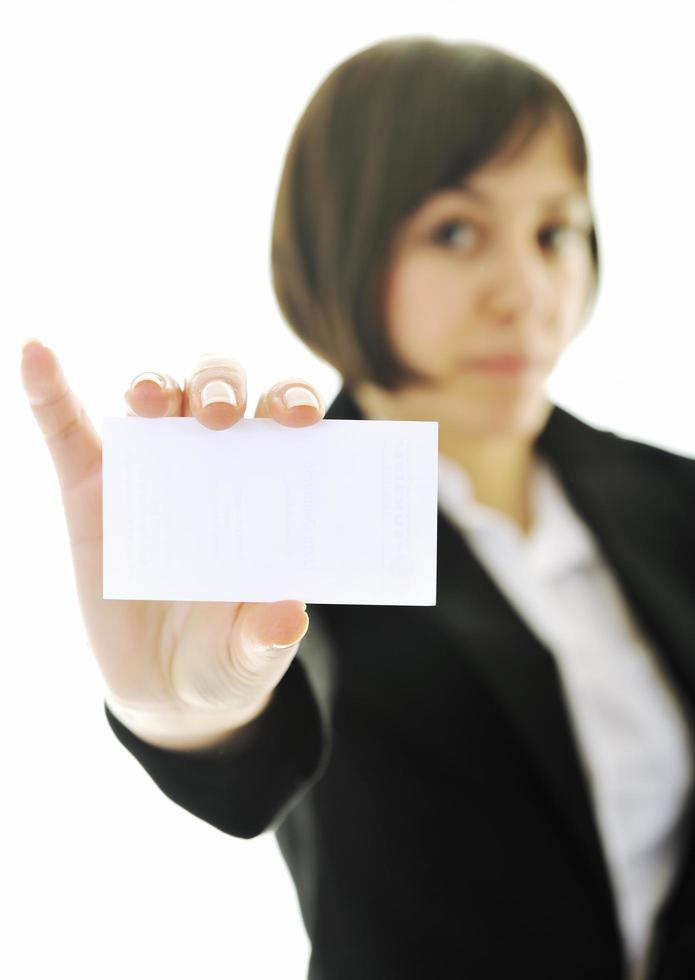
[21,36,695,980]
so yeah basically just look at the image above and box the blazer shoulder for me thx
[550,405,695,486]
[609,426,695,488]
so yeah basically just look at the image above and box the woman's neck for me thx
[439,435,536,535]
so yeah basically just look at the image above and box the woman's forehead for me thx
[411,181,591,222]
[442,182,588,209]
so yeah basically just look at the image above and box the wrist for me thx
[104,689,274,752]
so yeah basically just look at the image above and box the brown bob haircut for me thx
[271,36,600,393]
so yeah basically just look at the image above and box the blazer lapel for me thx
[432,510,618,897]
[534,406,695,714]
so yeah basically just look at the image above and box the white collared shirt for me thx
[437,451,694,979]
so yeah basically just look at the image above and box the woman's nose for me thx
[482,245,553,322]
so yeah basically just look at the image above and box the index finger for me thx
[20,340,101,494]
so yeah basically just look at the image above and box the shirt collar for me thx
[437,452,601,579]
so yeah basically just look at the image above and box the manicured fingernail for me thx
[201,380,238,408]
[282,386,319,410]
[130,372,166,392]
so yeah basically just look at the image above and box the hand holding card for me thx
[20,344,342,751]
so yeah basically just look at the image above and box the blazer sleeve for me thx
[103,606,336,839]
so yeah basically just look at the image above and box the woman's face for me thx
[373,114,595,436]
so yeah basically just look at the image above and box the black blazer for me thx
[105,388,695,980]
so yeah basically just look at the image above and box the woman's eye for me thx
[539,223,588,249]
[431,220,590,252]
[433,220,476,249]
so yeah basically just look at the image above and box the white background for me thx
[3,1,693,977]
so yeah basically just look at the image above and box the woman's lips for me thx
[461,355,541,374]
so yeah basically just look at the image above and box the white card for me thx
[102,417,438,605]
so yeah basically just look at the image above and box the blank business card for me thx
[102,417,438,605]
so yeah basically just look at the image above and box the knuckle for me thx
[44,404,84,447]
[230,645,271,689]
[190,354,246,382]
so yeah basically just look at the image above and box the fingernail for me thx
[282,386,320,410]
[270,610,308,650]
[201,379,238,408]
[22,338,44,356]
[130,372,166,392]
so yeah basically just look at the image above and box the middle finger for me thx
[183,354,248,430]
